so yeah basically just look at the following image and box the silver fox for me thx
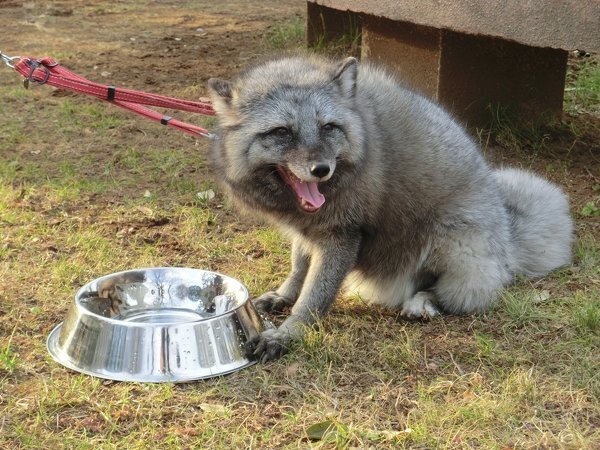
[207,54,573,362]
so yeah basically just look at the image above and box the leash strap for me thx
[9,55,216,138]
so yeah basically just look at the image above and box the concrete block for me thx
[307,1,576,125]
[310,0,599,53]
[438,31,568,124]
[361,15,440,98]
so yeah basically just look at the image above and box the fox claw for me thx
[253,291,293,315]
[245,328,289,363]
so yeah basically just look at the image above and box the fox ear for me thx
[207,78,234,116]
[333,57,358,98]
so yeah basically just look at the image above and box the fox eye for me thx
[268,127,291,138]
[321,123,337,132]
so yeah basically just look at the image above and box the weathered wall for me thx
[312,0,599,52]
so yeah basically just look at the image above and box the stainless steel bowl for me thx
[47,268,270,382]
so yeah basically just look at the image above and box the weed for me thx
[574,298,600,336]
[483,103,553,158]
[474,332,498,359]
[573,234,599,273]
[299,322,340,365]
[565,59,600,115]
[377,327,422,370]
[580,201,599,217]
[0,123,25,148]
[0,324,19,374]
[13,161,48,185]
[265,17,305,49]
[499,289,546,330]
[309,11,361,56]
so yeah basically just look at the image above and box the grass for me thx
[477,57,600,170]
[565,58,600,115]
[265,17,305,49]
[0,324,19,374]
[309,12,362,58]
[1,1,599,448]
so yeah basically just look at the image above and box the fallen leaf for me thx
[136,206,153,216]
[533,290,550,303]
[197,189,215,201]
[426,361,439,371]
[173,426,199,436]
[470,372,484,385]
[305,420,335,441]
[463,390,475,400]
[376,429,412,439]
[112,406,134,421]
[285,362,300,377]
[199,403,227,415]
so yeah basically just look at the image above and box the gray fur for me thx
[207,54,574,362]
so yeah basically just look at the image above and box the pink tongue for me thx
[292,180,325,209]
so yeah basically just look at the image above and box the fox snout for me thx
[310,162,331,179]
[288,159,335,183]
[278,159,336,212]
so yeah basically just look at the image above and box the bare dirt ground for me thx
[0,0,304,187]
[0,1,599,448]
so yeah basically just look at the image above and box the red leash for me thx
[1,52,215,138]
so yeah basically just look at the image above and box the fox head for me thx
[207,55,365,214]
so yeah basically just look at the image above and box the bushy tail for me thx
[494,168,574,277]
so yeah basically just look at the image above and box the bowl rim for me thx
[73,267,251,327]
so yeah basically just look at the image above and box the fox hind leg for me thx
[400,291,440,318]
[430,231,513,315]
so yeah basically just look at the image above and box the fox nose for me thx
[310,163,330,179]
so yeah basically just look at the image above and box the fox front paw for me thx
[253,291,293,315]
[245,328,290,363]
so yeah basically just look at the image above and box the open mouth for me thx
[276,166,325,212]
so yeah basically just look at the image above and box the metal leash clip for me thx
[22,59,51,89]
[1,51,20,69]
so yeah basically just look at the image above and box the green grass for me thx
[565,59,600,115]
[57,99,126,134]
[265,17,305,49]
[0,325,19,374]
[477,58,600,163]
[308,10,362,57]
